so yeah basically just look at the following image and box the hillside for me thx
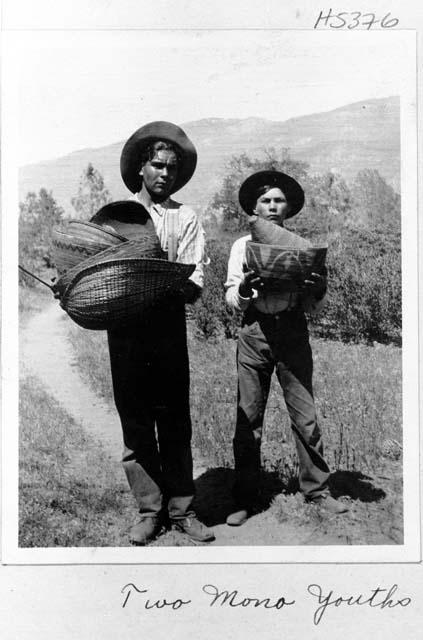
[19,96,400,215]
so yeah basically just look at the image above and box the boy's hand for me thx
[239,269,265,298]
[181,280,202,304]
[303,272,327,300]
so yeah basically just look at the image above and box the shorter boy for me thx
[224,170,349,526]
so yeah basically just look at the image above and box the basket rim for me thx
[246,240,328,250]
[58,257,195,303]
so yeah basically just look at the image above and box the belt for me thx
[244,305,304,324]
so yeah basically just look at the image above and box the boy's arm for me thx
[176,205,208,303]
[224,239,254,312]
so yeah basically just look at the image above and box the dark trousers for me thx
[233,308,330,505]
[107,300,195,520]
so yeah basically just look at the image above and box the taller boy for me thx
[108,122,214,545]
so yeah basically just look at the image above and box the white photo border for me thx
[1,28,420,565]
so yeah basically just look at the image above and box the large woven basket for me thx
[245,241,327,292]
[52,220,128,275]
[53,241,195,330]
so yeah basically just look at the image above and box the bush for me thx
[19,189,64,286]
[71,163,112,220]
[191,239,242,339]
[311,225,401,345]
[192,225,401,346]
[211,148,310,233]
[351,169,401,229]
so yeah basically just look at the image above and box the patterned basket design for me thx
[52,220,128,275]
[249,215,310,249]
[53,241,195,330]
[245,241,327,292]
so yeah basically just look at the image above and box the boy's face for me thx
[139,149,178,200]
[253,187,291,226]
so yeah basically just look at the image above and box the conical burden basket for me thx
[54,241,194,330]
[245,241,327,292]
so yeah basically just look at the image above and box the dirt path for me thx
[21,302,123,460]
[20,302,346,546]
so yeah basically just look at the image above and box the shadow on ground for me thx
[194,467,386,526]
[193,467,300,527]
[329,470,386,502]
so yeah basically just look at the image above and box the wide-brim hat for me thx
[90,200,162,247]
[120,121,197,195]
[239,170,305,218]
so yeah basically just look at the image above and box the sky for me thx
[4,29,414,166]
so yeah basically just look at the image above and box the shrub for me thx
[192,225,401,346]
[190,238,242,339]
[311,225,401,345]
[211,148,310,233]
[71,163,112,220]
[19,189,65,285]
[351,169,401,229]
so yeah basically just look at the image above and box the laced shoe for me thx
[226,509,249,526]
[309,494,349,514]
[172,515,215,542]
[129,517,163,546]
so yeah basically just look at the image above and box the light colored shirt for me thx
[131,194,208,289]
[225,234,326,315]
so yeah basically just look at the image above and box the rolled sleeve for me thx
[224,236,252,312]
[177,205,208,290]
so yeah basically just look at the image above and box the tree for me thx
[200,149,401,346]
[71,163,112,220]
[19,188,65,282]
[209,148,310,233]
[190,239,242,340]
[316,225,402,345]
[351,169,401,229]
[287,171,353,242]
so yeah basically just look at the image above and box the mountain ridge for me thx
[19,95,400,215]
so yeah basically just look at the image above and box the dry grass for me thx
[65,321,403,482]
[58,321,404,483]
[19,376,134,547]
[19,283,52,322]
[20,301,403,546]
[187,332,403,544]
[189,333,402,476]
[67,324,113,401]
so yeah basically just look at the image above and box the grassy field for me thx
[68,321,402,477]
[65,318,403,545]
[20,291,403,546]
[19,286,133,546]
[19,376,134,547]
[186,328,402,545]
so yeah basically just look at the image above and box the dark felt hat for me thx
[238,170,305,218]
[120,121,197,195]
